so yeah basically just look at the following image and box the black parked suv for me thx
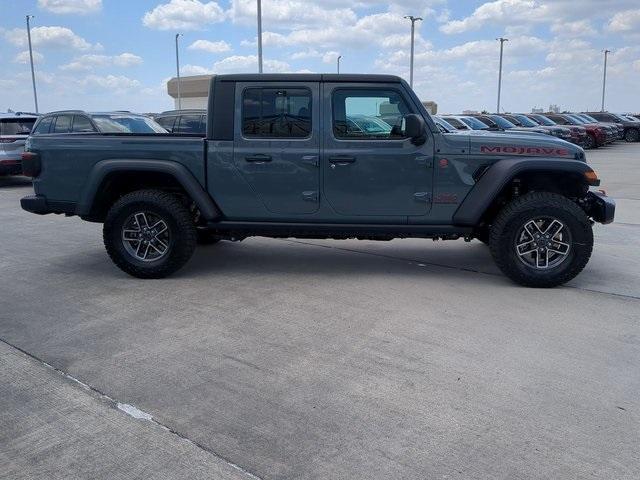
[154,110,207,135]
[584,112,640,142]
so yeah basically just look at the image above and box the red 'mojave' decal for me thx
[480,145,571,156]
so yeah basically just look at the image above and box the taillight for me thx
[21,151,41,177]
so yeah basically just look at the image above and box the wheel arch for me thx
[77,159,221,222]
[453,158,597,227]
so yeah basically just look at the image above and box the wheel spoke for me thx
[134,212,149,229]
[151,220,168,235]
[516,240,537,256]
[141,242,151,260]
[536,249,549,268]
[523,220,543,238]
[548,241,570,256]
[122,229,140,241]
[544,219,564,238]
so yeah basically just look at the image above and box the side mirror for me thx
[404,114,426,145]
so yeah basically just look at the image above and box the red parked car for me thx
[543,114,607,149]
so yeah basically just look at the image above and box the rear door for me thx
[233,82,320,215]
[322,83,433,217]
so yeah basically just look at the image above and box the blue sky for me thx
[1,0,639,114]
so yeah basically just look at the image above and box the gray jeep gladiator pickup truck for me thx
[21,74,614,287]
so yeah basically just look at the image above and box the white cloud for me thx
[440,0,551,34]
[80,74,141,92]
[142,0,226,30]
[60,53,143,71]
[6,26,94,50]
[230,0,357,29]
[607,9,640,32]
[181,64,214,75]
[550,20,596,37]
[212,55,290,73]
[13,50,44,64]
[188,39,231,53]
[37,0,102,14]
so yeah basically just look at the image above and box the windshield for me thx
[489,115,516,129]
[513,115,539,127]
[349,116,392,134]
[460,116,490,130]
[566,114,587,125]
[530,114,556,126]
[0,118,37,135]
[434,116,456,132]
[91,115,167,133]
[442,117,468,129]
[575,114,595,123]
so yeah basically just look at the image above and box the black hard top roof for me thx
[216,73,404,83]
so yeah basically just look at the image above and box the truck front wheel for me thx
[489,192,593,288]
[103,190,197,278]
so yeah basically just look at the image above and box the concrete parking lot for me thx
[1,144,639,479]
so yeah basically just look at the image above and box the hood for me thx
[439,131,585,161]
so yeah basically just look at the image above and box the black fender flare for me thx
[76,159,221,220]
[452,158,597,226]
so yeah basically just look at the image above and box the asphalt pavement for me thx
[1,143,638,479]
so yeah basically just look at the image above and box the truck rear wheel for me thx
[103,190,197,278]
[489,192,593,288]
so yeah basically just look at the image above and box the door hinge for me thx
[413,192,432,202]
[302,191,318,201]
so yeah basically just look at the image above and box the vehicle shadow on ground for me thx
[0,176,32,189]
[179,239,503,282]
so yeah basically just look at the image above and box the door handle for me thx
[328,155,356,165]
[245,154,272,163]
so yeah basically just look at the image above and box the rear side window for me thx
[52,115,72,133]
[32,116,53,134]
[175,115,204,134]
[0,118,36,135]
[72,115,96,133]
[242,88,312,138]
[156,116,177,132]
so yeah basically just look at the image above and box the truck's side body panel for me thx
[29,135,205,204]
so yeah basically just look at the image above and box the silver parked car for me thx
[0,112,39,176]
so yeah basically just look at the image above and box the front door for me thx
[322,84,433,217]
[233,82,320,215]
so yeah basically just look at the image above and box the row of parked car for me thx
[2,108,639,177]
[434,112,640,149]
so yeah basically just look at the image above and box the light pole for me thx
[175,33,182,110]
[257,0,263,73]
[496,37,508,113]
[337,55,342,74]
[404,15,422,88]
[601,49,611,112]
[26,15,39,113]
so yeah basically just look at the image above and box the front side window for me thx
[32,116,53,134]
[333,89,411,140]
[156,116,177,132]
[175,115,204,134]
[52,115,72,133]
[72,115,96,133]
[242,88,312,138]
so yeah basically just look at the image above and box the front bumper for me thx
[584,191,615,224]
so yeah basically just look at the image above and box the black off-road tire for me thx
[489,192,593,288]
[624,128,639,142]
[196,228,222,245]
[103,190,197,279]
